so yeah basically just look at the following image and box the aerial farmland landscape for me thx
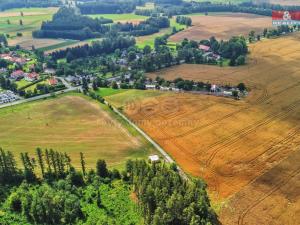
[0,0,299,224]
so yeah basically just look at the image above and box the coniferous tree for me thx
[80,152,86,176]
[36,148,45,177]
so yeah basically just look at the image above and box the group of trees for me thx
[148,1,296,18]
[34,7,170,40]
[176,16,192,26]
[0,76,17,92]
[114,16,170,37]
[0,147,216,225]
[126,159,216,224]
[33,7,112,40]
[78,0,136,14]
[51,35,136,61]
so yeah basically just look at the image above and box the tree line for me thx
[0,147,216,225]
[78,0,137,14]
[33,7,111,40]
[34,7,171,41]
[176,16,192,26]
[113,16,170,37]
[136,1,300,18]
[51,34,136,61]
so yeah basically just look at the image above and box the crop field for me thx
[0,94,155,170]
[169,13,272,42]
[110,33,300,224]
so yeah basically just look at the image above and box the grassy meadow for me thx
[89,13,147,22]
[0,93,157,170]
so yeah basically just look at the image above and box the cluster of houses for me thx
[143,79,242,98]
[10,70,40,82]
[199,45,221,61]
[0,52,30,66]
[0,90,20,104]
[65,74,93,86]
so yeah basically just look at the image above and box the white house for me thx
[149,155,160,163]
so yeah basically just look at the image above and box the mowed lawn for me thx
[0,94,154,170]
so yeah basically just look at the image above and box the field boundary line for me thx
[104,100,189,180]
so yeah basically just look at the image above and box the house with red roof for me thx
[10,70,25,80]
[25,72,39,82]
[199,45,210,52]
[48,77,58,86]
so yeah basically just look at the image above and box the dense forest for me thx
[0,147,216,224]
[51,34,136,61]
[78,0,137,14]
[33,7,111,40]
[34,7,170,40]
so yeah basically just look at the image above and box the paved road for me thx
[0,87,79,109]
[105,100,189,180]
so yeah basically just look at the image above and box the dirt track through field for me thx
[114,33,300,224]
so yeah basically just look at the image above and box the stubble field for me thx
[109,33,300,224]
[169,13,272,42]
[0,94,155,170]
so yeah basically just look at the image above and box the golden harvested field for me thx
[169,13,272,42]
[109,33,300,224]
[0,94,154,170]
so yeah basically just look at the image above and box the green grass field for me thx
[16,79,31,89]
[37,40,79,51]
[136,18,186,48]
[88,13,147,22]
[105,89,168,109]
[0,7,57,37]
[0,93,157,170]
[96,88,129,97]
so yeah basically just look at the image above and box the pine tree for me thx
[45,149,52,174]
[96,159,108,178]
[36,148,45,177]
[96,190,101,208]
[80,152,86,176]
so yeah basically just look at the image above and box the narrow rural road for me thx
[0,87,79,109]
[104,100,189,180]
[0,79,188,180]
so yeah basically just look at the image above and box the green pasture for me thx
[96,88,129,97]
[0,93,156,170]
[88,13,147,21]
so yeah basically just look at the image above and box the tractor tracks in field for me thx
[158,80,300,142]
[203,99,300,168]
[237,161,300,225]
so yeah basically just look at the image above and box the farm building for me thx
[149,155,160,163]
